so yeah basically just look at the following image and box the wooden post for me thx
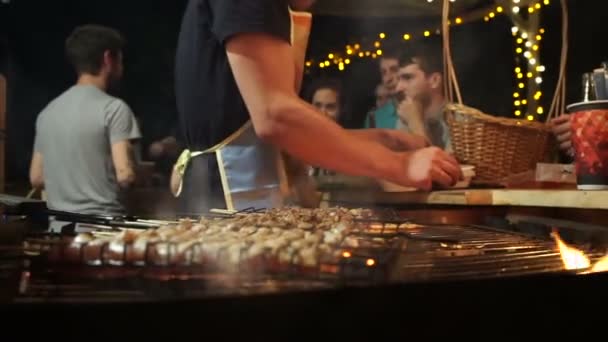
[0,74,5,193]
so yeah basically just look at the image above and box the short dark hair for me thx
[398,42,443,76]
[65,24,125,75]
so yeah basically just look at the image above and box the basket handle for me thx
[441,0,568,123]
[441,0,462,105]
[546,0,569,123]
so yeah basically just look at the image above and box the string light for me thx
[305,0,551,75]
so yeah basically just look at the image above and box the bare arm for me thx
[348,129,430,151]
[111,140,137,189]
[29,151,45,190]
[226,33,405,185]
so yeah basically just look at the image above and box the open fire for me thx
[551,229,608,273]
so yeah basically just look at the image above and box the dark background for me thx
[0,0,606,185]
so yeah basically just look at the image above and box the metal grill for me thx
[392,224,604,282]
[0,207,603,303]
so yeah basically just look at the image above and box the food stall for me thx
[1,0,608,339]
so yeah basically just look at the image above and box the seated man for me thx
[394,44,452,151]
[29,24,141,216]
[364,46,401,129]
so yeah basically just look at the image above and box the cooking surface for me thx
[1,207,605,304]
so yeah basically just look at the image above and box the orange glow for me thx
[342,251,352,258]
[366,258,376,267]
[551,231,590,270]
[591,255,608,273]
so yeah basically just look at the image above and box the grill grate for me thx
[0,209,603,303]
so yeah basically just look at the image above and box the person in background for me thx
[364,44,402,129]
[394,43,451,151]
[306,78,345,123]
[148,126,184,185]
[29,24,141,216]
[173,0,461,214]
[375,83,390,110]
[549,114,575,160]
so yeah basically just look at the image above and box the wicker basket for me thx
[445,103,555,183]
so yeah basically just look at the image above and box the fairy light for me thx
[527,115,534,121]
[514,92,520,98]
[515,110,522,116]
[307,0,551,73]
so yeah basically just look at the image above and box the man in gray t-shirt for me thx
[29,25,141,216]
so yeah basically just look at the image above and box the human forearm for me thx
[260,95,404,184]
[348,129,429,151]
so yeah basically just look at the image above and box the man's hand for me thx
[549,114,574,156]
[398,147,462,191]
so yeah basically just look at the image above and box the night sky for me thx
[1,0,607,183]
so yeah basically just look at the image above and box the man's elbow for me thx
[30,175,44,190]
[116,170,136,189]
[252,99,299,144]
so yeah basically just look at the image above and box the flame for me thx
[551,231,591,270]
[591,255,608,273]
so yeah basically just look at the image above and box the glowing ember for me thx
[551,231,591,270]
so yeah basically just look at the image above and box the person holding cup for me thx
[561,101,608,190]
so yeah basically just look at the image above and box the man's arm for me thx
[111,140,137,189]
[225,33,461,189]
[348,129,430,152]
[29,151,45,190]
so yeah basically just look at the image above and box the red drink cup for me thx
[566,100,608,190]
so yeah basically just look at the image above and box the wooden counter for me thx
[321,188,608,210]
